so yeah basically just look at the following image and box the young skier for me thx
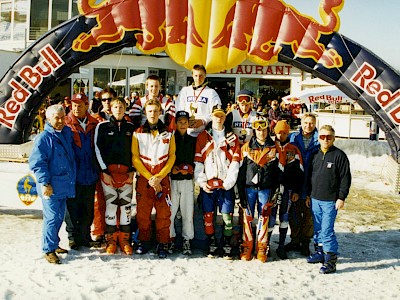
[268,120,304,259]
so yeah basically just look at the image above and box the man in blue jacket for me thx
[29,104,76,264]
[286,112,320,256]
[64,93,100,250]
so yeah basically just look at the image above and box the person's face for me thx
[192,69,206,87]
[145,104,161,124]
[212,113,226,128]
[318,129,335,151]
[146,79,160,98]
[111,101,126,120]
[176,118,189,135]
[48,110,65,131]
[71,101,87,119]
[302,116,316,136]
[255,127,269,141]
[238,102,251,114]
[101,93,112,111]
[275,131,289,143]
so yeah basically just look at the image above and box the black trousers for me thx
[65,183,97,245]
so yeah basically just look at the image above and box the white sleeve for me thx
[194,161,207,189]
[94,122,107,171]
[223,160,240,191]
[176,88,187,112]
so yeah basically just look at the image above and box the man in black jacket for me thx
[306,125,351,274]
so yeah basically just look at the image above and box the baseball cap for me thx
[71,93,88,105]
[176,110,189,122]
[274,120,290,134]
[212,105,226,116]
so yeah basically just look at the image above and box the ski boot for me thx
[182,239,192,256]
[256,242,268,263]
[307,244,324,264]
[240,240,253,261]
[105,232,118,254]
[320,252,337,274]
[156,243,168,259]
[118,232,133,255]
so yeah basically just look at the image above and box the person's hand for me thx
[189,119,203,129]
[153,183,162,194]
[125,172,134,184]
[149,176,161,188]
[203,183,213,193]
[42,184,53,198]
[336,199,345,210]
[305,196,311,208]
[102,172,114,185]
[291,193,300,202]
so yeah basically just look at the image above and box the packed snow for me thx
[0,139,399,300]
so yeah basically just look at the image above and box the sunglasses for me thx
[252,120,268,130]
[237,96,251,104]
[102,97,112,102]
[319,135,333,140]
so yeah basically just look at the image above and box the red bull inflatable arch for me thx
[0,0,400,161]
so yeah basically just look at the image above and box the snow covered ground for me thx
[0,139,399,300]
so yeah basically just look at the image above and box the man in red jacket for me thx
[65,93,100,250]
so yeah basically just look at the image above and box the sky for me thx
[285,0,400,71]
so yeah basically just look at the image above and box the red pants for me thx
[136,176,171,244]
[92,181,105,237]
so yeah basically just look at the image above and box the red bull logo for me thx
[72,0,344,73]
[0,44,64,129]
[351,62,400,125]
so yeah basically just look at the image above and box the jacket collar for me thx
[142,119,167,134]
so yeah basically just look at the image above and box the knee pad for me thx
[222,213,233,236]
[203,212,214,235]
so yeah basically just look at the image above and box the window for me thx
[129,69,146,97]
[0,1,12,41]
[51,0,68,27]
[240,78,290,102]
[30,0,49,40]
[110,68,127,97]
[72,0,79,17]
[13,0,27,40]
[93,68,110,92]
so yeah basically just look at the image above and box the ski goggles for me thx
[237,95,252,104]
[319,134,334,140]
[252,119,269,130]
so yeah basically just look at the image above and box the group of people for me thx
[29,64,351,275]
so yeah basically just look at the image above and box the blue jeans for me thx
[245,187,271,218]
[311,198,338,254]
[201,188,234,214]
[42,196,67,253]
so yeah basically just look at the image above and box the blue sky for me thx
[285,0,400,71]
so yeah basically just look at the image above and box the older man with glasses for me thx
[305,125,351,274]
